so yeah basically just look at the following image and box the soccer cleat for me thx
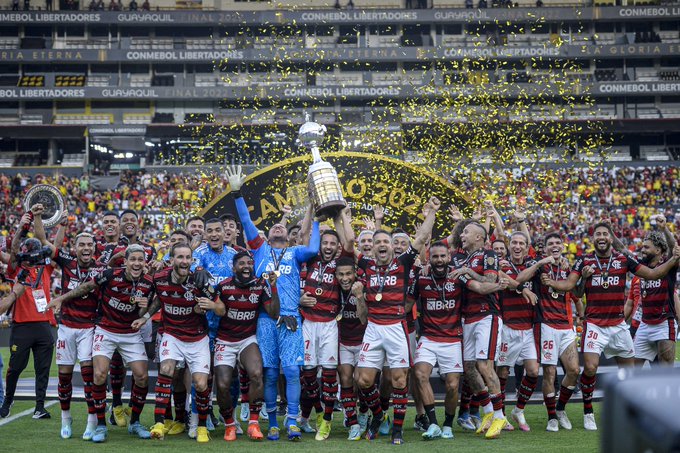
[210,412,221,428]
[82,423,97,441]
[277,402,287,417]
[188,412,198,439]
[259,405,268,421]
[91,425,108,443]
[546,419,559,432]
[583,413,598,431]
[358,412,369,432]
[422,423,442,440]
[128,421,151,439]
[287,423,302,441]
[315,419,331,441]
[391,430,405,445]
[0,402,12,418]
[267,426,280,441]
[348,424,363,441]
[150,422,166,440]
[206,413,215,431]
[32,408,51,419]
[223,423,237,441]
[247,422,264,441]
[235,421,244,435]
[441,426,454,439]
[167,421,186,435]
[456,413,476,431]
[365,413,383,440]
[299,417,316,433]
[112,405,129,427]
[485,417,506,439]
[316,412,324,430]
[196,426,210,443]
[240,404,250,423]
[61,417,73,439]
[556,410,572,430]
[379,414,392,435]
[511,407,530,432]
[503,420,515,431]
[413,414,429,432]
[470,414,482,431]
[476,413,494,434]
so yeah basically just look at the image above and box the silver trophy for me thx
[23,184,66,228]
[299,113,346,218]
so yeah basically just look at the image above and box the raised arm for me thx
[352,281,367,325]
[445,204,463,245]
[47,280,98,313]
[634,248,680,280]
[296,220,321,263]
[413,196,440,252]
[227,165,260,244]
[334,207,355,253]
[299,204,313,247]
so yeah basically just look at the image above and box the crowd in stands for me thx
[0,165,677,260]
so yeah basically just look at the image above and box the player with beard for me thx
[357,230,374,258]
[227,165,320,441]
[137,243,213,443]
[186,216,206,250]
[45,232,106,440]
[49,245,155,443]
[633,230,679,366]
[95,211,120,264]
[105,210,156,266]
[212,252,280,442]
[544,224,680,431]
[496,231,552,432]
[355,197,438,445]
[334,256,368,440]
[414,242,507,440]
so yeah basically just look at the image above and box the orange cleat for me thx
[223,424,237,442]
[247,422,264,441]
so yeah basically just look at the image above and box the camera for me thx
[16,238,52,266]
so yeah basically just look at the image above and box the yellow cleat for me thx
[316,413,324,430]
[112,405,130,427]
[315,419,331,441]
[196,426,210,443]
[485,417,507,439]
[167,421,186,435]
[163,419,173,434]
[476,413,494,434]
[150,422,166,440]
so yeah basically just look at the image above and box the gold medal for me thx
[602,282,609,289]
[335,313,343,321]
[261,273,269,279]
[642,290,647,298]
[274,271,281,278]
[130,296,136,304]
[315,288,323,296]
[551,291,559,299]
[375,293,383,301]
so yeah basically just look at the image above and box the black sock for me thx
[444,411,456,428]
[424,404,438,426]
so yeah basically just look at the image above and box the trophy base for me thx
[315,200,347,219]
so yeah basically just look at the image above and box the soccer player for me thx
[355,196,439,445]
[213,251,280,441]
[413,241,507,440]
[228,165,320,441]
[49,244,155,442]
[543,223,680,431]
[357,230,374,257]
[333,256,368,440]
[137,243,213,443]
[47,232,106,439]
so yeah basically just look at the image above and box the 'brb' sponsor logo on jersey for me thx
[228,308,256,321]
[164,304,195,316]
[426,299,456,310]
[108,297,136,312]
[593,275,621,287]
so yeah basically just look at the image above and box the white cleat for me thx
[188,412,198,439]
[240,404,250,423]
[556,410,572,430]
[583,413,598,431]
[546,419,559,432]
[441,426,454,439]
[61,418,73,439]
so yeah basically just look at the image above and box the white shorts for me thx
[56,325,94,365]
[496,326,537,367]
[633,319,676,361]
[408,330,417,363]
[140,319,152,343]
[159,334,210,375]
[92,326,147,364]
[339,343,361,367]
[303,319,339,368]
[538,324,576,366]
[358,322,410,370]
[581,321,635,359]
[463,314,502,361]
[414,336,464,375]
[214,336,258,369]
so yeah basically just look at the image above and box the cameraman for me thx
[0,205,56,419]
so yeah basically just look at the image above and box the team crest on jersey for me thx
[185,291,195,301]
[248,293,259,304]
[612,259,621,270]
[444,282,456,292]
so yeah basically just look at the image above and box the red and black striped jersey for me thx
[457,249,500,323]
[405,264,421,333]
[535,261,571,330]
[409,267,463,343]
[572,252,641,327]
[54,249,106,329]
[301,252,353,322]
[338,290,365,346]
[152,268,208,343]
[98,239,156,267]
[500,259,535,331]
[93,268,154,334]
[216,277,272,342]
[358,246,418,325]
[640,261,678,325]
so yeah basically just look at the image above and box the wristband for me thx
[231,190,242,198]
[143,313,151,320]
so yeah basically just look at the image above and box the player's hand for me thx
[226,164,246,192]
[522,288,538,306]
[448,205,463,223]
[351,281,364,298]
[300,291,317,307]
[134,296,148,309]
[197,296,216,311]
[267,271,278,287]
[419,263,431,276]
[150,260,166,273]
[513,205,526,223]
[46,296,63,314]
[483,200,495,217]
[581,265,594,279]
[362,217,376,231]
[59,212,69,226]
[449,267,472,280]
[19,212,33,227]
[653,214,666,229]
[428,196,441,212]
[471,205,483,221]
[498,277,509,291]
[499,259,511,269]
[30,203,45,217]
[539,256,556,266]
[277,315,298,332]
[281,205,292,218]
[373,205,384,222]
[131,317,147,330]
[190,234,203,251]
[559,256,570,269]
[540,274,554,287]
[192,267,213,290]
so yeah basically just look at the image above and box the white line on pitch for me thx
[0,401,58,427]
